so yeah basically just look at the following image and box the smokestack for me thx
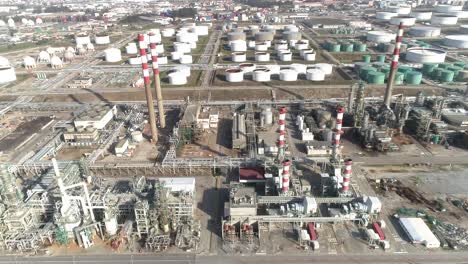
[138,34,158,143]
[149,32,166,128]
[277,107,287,161]
[341,158,352,193]
[384,22,405,108]
[282,159,291,193]
[332,106,345,160]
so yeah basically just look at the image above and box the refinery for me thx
[0,0,468,264]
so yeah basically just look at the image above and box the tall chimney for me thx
[277,107,287,161]
[341,158,352,194]
[384,22,405,108]
[149,32,166,128]
[138,34,158,143]
[282,159,291,193]
[332,105,345,160]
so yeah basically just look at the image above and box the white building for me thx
[74,105,117,129]
[399,217,440,248]
[365,196,382,213]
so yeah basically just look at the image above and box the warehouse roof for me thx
[399,217,440,248]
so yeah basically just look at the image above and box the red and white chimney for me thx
[342,158,352,193]
[334,106,345,146]
[278,107,287,160]
[282,159,291,193]
[138,34,150,84]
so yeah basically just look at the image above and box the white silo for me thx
[174,42,191,53]
[63,51,75,62]
[279,52,292,61]
[192,25,209,36]
[148,32,162,43]
[104,48,122,62]
[0,57,16,83]
[95,34,110,45]
[405,48,447,63]
[37,50,51,63]
[255,52,270,62]
[247,40,256,49]
[176,32,198,43]
[35,17,43,24]
[179,55,193,64]
[128,57,142,65]
[173,65,191,77]
[86,43,95,51]
[255,42,268,51]
[295,41,309,50]
[7,18,15,28]
[279,69,298,81]
[168,72,188,85]
[232,52,247,62]
[230,40,247,52]
[126,43,138,54]
[171,51,182,61]
[50,55,63,69]
[431,15,458,25]
[303,51,316,61]
[225,68,244,82]
[75,34,91,45]
[23,56,36,69]
[275,41,288,51]
[315,63,333,75]
[253,68,271,82]
[290,63,307,74]
[306,69,325,81]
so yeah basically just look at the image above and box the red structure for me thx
[342,158,352,193]
[282,159,291,193]
[307,223,317,241]
[373,222,385,240]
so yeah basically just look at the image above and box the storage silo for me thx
[279,69,298,81]
[255,31,274,42]
[367,71,385,84]
[95,34,110,45]
[0,56,16,83]
[230,40,247,52]
[225,68,244,82]
[409,26,441,37]
[255,52,270,62]
[405,71,423,85]
[232,52,247,62]
[168,72,188,85]
[104,48,122,62]
[228,32,246,41]
[306,69,325,81]
[431,15,458,25]
[253,68,271,82]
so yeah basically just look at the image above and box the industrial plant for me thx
[0,0,468,263]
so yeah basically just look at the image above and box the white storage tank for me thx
[128,57,142,65]
[410,11,432,21]
[247,40,256,49]
[239,63,256,73]
[279,69,298,81]
[104,48,122,62]
[279,52,292,61]
[168,72,188,85]
[158,56,168,64]
[131,131,144,142]
[306,69,326,81]
[409,26,441,37]
[149,33,162,44]
[228,32,247,41]
[255,31,274,41]
[95,34,110,45]
[126,43,138,55]
[0,57,16,83]
[255,52,270,62]
[37,50,51,63]
[192,25,209,36]
[264,64,281,75]
[303,51,316,61]
[173,65,191,77]
[255,42,268,51]
[435,4,463,13]
[171,51,182,61]
[230,40,247,52]
[253,68,271,82]
[232,52,247,62]
[295,41,309,50]
[290,63,307,74]
[86,43,95,51]
[282,31,302,41]
[367,31,396,43]
[179,55,193,64]
[444,35,468,48]
[275,41,288,51]
[445,11,468,19]
[315,63,333,75]
[225,68,244,82]
[390,16,416,26]
[23,56,36,69]
[376,12,399,21]
[105,217,118,236]
[300,49,313,57]
[174,42,191,53]
[176,32,198,43]
[405,48,447,63]
[431,14,458,25]
[387,5,411,15]
[75,34,91,45]
[462,25,468,34]
[161,28,175,37]
[50,55,63,69]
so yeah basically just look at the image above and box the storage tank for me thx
[275,41,288,51]
[439,69,455,82]
[283,31,301,41]
[171,51,182,61]
[457,70,468,81]
[435,4,463,13]
[362,55,371,63]
[431,15,458,25]
[104,48,122,62]
[279,69,298,81]
[255,42,269,51]
[423,63,438,75]
[179,55,193,64]
[387,5,411,15]
[173,65,191,77]
[367,71,385,84]
[406,48,446,63]
[461,25,468,34]
[255,32,274,41]
[63,51,75,62]
[23,56,36,69]
[404,71,423,85]
[409,26,441,37]
[341,42,354,52]
[359,66,377,80]
[390,16,416,26]
[303,51,316,61]
[410,11,432,21]
[264,64,281,75]
[161,28,175,37]
[125,43,138,54]
[0,57,16,83]
[255,52,270,62]
[168,71,188,85]
[394,72,405,84]
[247,40,256,49]
[367,31,396,43]
[228,32,246,41]
[306,69,325,81]
[315,63,333,75]
[128,57,141,65]
[354,42,367,52]
[86,43,95,51]
[290,63,307,74]
[230,40,247,52]
[295,41,308,50]
[284,25,299,32]
[377,54,386,63]
[75,34,91,45]
[261,107,273,125]
[253,68,271,82]
[174,42,191,53]
[447,11,468,19]
[376,12,398,21]
[444,35,468,48]
[192,25,209,36]
[50,55,63,69]
[232,52,247,62]
[239,63,256,73]
[176,32,198,43]
[95,34,110,45]
[225,68,244,82]
[279,52,292,61]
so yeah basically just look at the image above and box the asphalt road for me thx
[3,252,468,264]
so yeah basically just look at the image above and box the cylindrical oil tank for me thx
[405,71,423,84]
[380,66,391,79]
[128,57,141,65]
[158,56,168,64]
[406,48,447,63]
[448,11,468,18]
[432,68,444,79]
[328,42,341,52]
[360,66,377,80]
[397,65,413,77]
[340,42,354,52]
[289,39,298,47]
[362,55,371,63]
[265,64,281,75]
[126,44,138,54]
[173,65,191,77]
[75,34,91,45]
[225,68,244,82]
[95,34,110,45]
[174,42,191,53]
[192,25,209,36]
[282,31,301,41]
[277,49,291,55]
[377,54,386,63]
[105,217,118,236]
[435,4,463,13]
[295,41,308,50]
[439,70,455,82]
[380,43,395,53]
[431,15,458,25]
[457,70,468,81]
[253,68,271,82]
[315,63,333,75]
[390,16,416,26]
[148,33,162,43]
[454,61,466,68]
[367,31,396,43]
[448,66,463,77]
[261,108,273,125]
[367,71,385,84]
[131,131,144,142]
[306,69,325,81]
[255,52,270,62]
[395,72,405,84]
[255,31,274,42]
[284,25,299,32]
[376,12,398,21]
[176,32,198,43]
[179,55,193,64]
[239,63,256,73]
[171,51,182,61]
[423,63,438,75]
[444,35,468,48]
[230,40,247,52]
[161,28,175,37]
[279,52,292,61]
[232,52,247,62]
[168,72,188,85]
[438,62,452,69]
[410,11,432,21]
[409,26,441,37]
[290,63,307,74]
[279,69,298,81]
[255,42,268,51]
[104,48,121,62]
[387,5,412,15]
[228,32,246,41]
[303,52,316,61]
[300,49,313,57]
[275,41,288,51]
[354,42,367,52]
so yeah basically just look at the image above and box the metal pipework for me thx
[384,22,405,108]
[138,34,158,143]
[149,32,166,128]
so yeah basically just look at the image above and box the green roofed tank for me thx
[367,71,385,84]
[432,68,444,79]
[394,72,404,85]
[362,55,371,63]
[359,66,377,80]
[377,55,386,63]
[423,63,438,75]
[405,71,423,85]
[439,70,454,82]
[341,42,354,52]
[354,42,367,52]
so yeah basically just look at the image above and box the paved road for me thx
[3,252,468,264]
